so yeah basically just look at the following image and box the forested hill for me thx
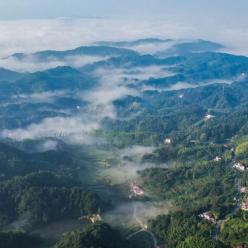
[0,38,248,247]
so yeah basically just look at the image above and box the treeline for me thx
[0,232,43,248]
[138,142,239,218]
[54,222,126,248]
[102,76,248,148]
[0,171,106,228]
[149,212,216,248]
[219,213,248,247]
[149,211,248,247]
[0,141,83,180]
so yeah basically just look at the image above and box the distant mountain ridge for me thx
[156,39,224,57]
[6,45,138,61]
[95,38,173,47]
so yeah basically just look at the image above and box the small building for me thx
[240,187,248,194]
[164,138,171,144]
[130,183,144,197]
[233,161,247,172]
[235,244,246,248]
[241,198,248,211]
[214,156,222,162]
[89,214,102,223]
[199,212,216,223]
[79,214,102,223]
[204,114,214,121]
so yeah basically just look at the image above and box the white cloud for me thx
[79,67,141,120]
[1,64,176,143]
[103,201,171,227]
[0,55,108,73]
[0,17,247,74]
[11,90,68,103]
[119,40,178,55]
[80,65,173,114]
[37,140,59,152]
[120,145,155,159]
[0,18,195,58]
[0,116,100,144]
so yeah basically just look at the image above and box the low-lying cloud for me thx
[0,55,108,73]
[103,201,172,228]
[11,90,69,103]
[37,140,59,152]
[0,116,100,144]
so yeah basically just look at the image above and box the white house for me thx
[199,212,216,223]
[164,138,171,144]
[204,114,214,121]
[214,156,222,162]
[130,183,144,197]
[240,187,248,193]
[233,161,247,172]
[241,198,248,211]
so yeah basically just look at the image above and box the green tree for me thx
[176,236,217,248]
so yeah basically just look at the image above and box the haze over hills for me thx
[0,37,248,248]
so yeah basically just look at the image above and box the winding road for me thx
[126,202,158,248]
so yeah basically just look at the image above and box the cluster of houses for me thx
[233,161,248,172]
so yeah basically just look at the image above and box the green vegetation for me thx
[0,232,43,248]
[1,46,248,247]
[219,215,248,247]
[235,136,248,159]
[139,148,236,217]
[54,222,125,248]
[0,171,106,227]
[149,213,215,248]
[176,235,217,248]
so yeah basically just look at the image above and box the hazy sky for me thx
[0,0,248,57]
[0,0,247,24]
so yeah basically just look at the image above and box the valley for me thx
[0,38,247,248]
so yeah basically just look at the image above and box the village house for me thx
[214,156,222,162]
[89,214,102,223]
[204,114,214,121]
[240,187,248,194]
[156,245,165,248]
[130,183,144,197]
[235,245,246,248]
[241,198,248,211]
[164,138,171,144]
[199,212,216,223]
[233,161,247,172]
[79,213,102,223]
